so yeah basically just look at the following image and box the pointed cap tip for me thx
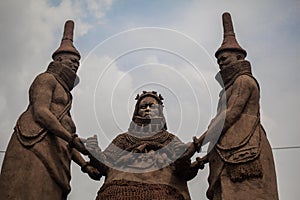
[222,12,231,19]
[222,12,234,35]
[215,12,247,58]
[63,20,74,41]
[52,20,80,59]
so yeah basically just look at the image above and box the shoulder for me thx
[112,132,128,143]
[234,75,259,90]
[32,72,57,86]
[163,131,183,143]
[29,73,58,93]
[164,131,176,138]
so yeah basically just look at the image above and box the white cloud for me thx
[73,54,134,147]
[0,1,115,199]
[1,1,300,199]
[85,0,114,19]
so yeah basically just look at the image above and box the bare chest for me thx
[52,84,70,106]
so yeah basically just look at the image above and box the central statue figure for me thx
[86,91,199,200]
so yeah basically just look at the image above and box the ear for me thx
[236,53,243,60]
[53,55,63,62]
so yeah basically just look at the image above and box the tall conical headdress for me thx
[52,20,81,59]
[215,12,247,58]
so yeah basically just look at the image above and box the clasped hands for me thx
[80,133,209,172]
[180,132,209,170]
[69,134,102,180]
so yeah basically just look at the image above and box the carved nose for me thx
[71,66,78,72]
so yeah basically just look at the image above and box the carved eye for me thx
[218,56,226,64]
[139,105,147,109]
[71,58,79,65]
[150,104,159,109]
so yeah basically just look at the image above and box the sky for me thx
[0,0,299,199]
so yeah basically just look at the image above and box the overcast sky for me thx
[0,0,299,199]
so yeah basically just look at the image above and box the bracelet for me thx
[193,136,201,153]
[196,157,205,170]
[68,134,78,148]
[81,162,90,173]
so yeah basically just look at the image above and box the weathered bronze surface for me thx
[197,12,279,200]
[86,91,200,200]
[0,12,280,200]
[0,20,99,200]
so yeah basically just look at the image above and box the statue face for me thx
[54,53,80,73]
[217,51,238,69]
[138,97,160,118]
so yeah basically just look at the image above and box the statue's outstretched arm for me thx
[84,135,109,175]
[30,73,88,154]
[176,133,207,162]
[205,76,253,142]
[30,74,73,142]
[72,148,102,181]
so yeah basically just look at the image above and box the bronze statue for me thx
[196,12,279,199]
[0,20,100,200]
[86,91,200,200]
[0,13,280,200]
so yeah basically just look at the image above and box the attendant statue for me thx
[0,20,100,200]
[196,12,279,200]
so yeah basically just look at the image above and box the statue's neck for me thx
[46,61,77,91]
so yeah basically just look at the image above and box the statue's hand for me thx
[70,135,89,155]
[85,135,102,156]
[156,152,172,168]
[193,131,207,152]
[191,156,208,170]
[115,151,134,166]
[85,135,101,157]
[81,162,102,181]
